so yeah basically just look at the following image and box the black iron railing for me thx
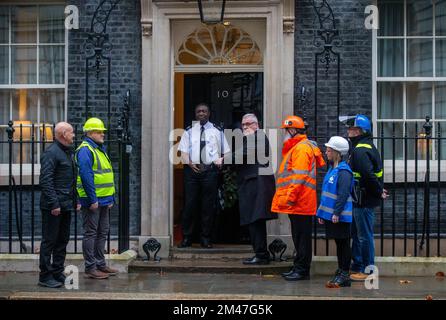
[0,116,444,256]
[309,117,446,257]
[0,98,132,255]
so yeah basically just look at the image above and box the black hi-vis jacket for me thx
[349,134,384,208]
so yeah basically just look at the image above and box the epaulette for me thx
[185,125,192,131]
[213,123,224,131]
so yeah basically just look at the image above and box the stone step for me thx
[129,259,293,274]
[170,244,265,260]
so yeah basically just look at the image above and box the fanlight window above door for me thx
[176,24,262,65]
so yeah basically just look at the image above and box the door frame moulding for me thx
[140,0,295,256]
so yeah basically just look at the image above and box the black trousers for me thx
[247,219,269,259]
[335,238,351,272]
[289,215,313,275]
[39,210,71,281]
[182,166,218,240]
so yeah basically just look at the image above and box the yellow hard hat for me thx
[83,117,107,132]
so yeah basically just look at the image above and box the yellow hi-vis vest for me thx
[76,141,115,198]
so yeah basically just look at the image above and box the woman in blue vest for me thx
[317,136,354,287]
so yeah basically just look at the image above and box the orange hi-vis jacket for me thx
[271,134,326,215]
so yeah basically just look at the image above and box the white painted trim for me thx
[140,0,293,243]
[377,77,446,81]
[372,0,377,138]
[64,20,68,121]
[0,1,64,4]
[383,160,446,183]
[0,85,65,89]
[174,65,264,73]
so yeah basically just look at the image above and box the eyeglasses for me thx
[242,121,257,127]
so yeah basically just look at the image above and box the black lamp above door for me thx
[197,0,226,24]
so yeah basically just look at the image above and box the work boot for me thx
[326,270,351,288]
[329,269,342,283]
[98,266,119,276]
[350,272,369,281]
[85,269,109,279]
[38,277,64,288]
[53,273,66,284]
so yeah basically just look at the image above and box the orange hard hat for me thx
[281,115,305,129]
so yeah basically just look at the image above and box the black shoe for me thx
[326,270,351,288]
[243,256,270,265]
[53,273,66,284]
[200,238,213,249]
[178,238,192,248]
[38,278,64,288]
[283,272,310,281]
[328,269,342,283]
[281,268,296,278]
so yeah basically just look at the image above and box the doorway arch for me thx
[139,0,295,257]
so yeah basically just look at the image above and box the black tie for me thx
[200,125,206,164]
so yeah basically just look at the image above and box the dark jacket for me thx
[229,130,278,226]
[349,134,384,208]
[40,140,76,211]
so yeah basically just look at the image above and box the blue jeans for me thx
[351,207,375,273]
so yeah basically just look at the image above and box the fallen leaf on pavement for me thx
[399,280,412,284]
[435,272,445,278]
[425,295,433,300]
[262,275,275,278]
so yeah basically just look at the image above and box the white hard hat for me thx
[325,136,350,156]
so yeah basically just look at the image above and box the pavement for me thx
[0,271,445,300]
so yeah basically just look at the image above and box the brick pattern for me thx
[294,0,373,138]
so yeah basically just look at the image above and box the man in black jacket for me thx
[39,122,77,288]
[340,115,388,281]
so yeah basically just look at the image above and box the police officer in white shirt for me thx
[178,103,230,248]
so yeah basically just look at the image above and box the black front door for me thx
[184,73,264,130]
[183,72,264,244]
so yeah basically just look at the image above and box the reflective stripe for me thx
[353,170,383,179]
[276,179,316,190]
[321,191,338,200]
[279,141,317,180]
[318,205,352,216]
[76,141,115,198]
[356,143,372,149]
[77,183,114,189]
[281,168,316,180]
[93,168,113,174]
[90,148,102,171]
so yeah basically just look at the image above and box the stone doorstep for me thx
[0,251,445,276]
[0,250,138,273]
[129,256,446,277]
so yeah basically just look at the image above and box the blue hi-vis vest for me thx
[316,161,354,223]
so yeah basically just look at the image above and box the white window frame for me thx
[0,2,68,183]
[373,0,446,182]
